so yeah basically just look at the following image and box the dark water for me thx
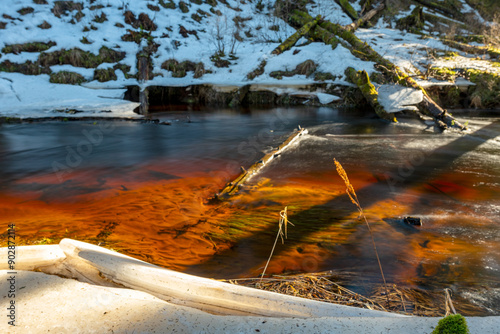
[1,107,499,314]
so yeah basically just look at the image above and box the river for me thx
[0,107,499,315]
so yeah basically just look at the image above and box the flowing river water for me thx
[0,107,499,315]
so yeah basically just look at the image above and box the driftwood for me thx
[291,10,466,130]
[345,67,396,122]
[215,127,307,199]
[272,16,321,55]
[344,1,385,32]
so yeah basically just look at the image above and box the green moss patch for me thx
[49,71,85,84]
[39,46,125,68]
[432,314,469,334]
[179,1,190,13]
[18,7,35,15]
[464,68,500,108]
[159,0,176,9]
[161,59,206,78]
[0,60,50,75]
[93,68,117,82]
[2,41,56,54]
[123,11,157,31]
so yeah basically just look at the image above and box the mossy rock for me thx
[2,41,56,54]
[94,68,117,82]
[432,314,469,334]
[50,71,85,85]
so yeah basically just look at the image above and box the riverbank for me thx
[1,239,499,333]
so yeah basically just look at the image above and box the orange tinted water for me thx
[1,110,499,314]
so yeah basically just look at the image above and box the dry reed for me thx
[333,158,390,303]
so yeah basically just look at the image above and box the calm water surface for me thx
[0,107,499,314]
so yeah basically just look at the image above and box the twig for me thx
[260,207,294,284]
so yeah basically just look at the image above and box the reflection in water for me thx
[0,108,499,315]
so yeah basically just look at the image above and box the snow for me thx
[0,0,495,118]
[0,72,140,118]
[377,85,423,113]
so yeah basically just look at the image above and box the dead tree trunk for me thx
[344,1,385,32]
[272,15,321,55]
[291,10,466,130]
[336,0,359,20]
[345,67,396,122]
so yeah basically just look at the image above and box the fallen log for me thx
[413,0,465,21]
[215,127,307,200]
[272,15,321,55]
[345,67,396,122]
[291,10,466,130]
[336,0,358,21]
[344,1,385,32]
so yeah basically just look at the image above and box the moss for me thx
[338,0,358,20]
[33,0,48,4]
[206,0,217,6]
[396,6,424,33]
[247,60,267,80]
[161,59,204,78]
[210,52,231,68]
[464,68,500,107]
[74,9,84,22]
[191,13,202,22]
[314,72,337,81]
[0,60,50,75]
[93,12,107,23]
[432,314,469,334]
[159,0,176,9]
[190,0,203,4]
[147,4,160,11]
[18,7,35,15]
[50,71,86,85]
[93,68,117,82]
[39,46,125,68]
[430,67,457,81]
[113,63,133,78]
[179,1,190,13]
[2,41,56,54]
[80,36,92,44]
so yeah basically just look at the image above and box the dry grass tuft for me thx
[260,207,294,283]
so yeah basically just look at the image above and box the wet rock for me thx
[404,216,422,226]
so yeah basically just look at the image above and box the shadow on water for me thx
[186,121,500,281]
